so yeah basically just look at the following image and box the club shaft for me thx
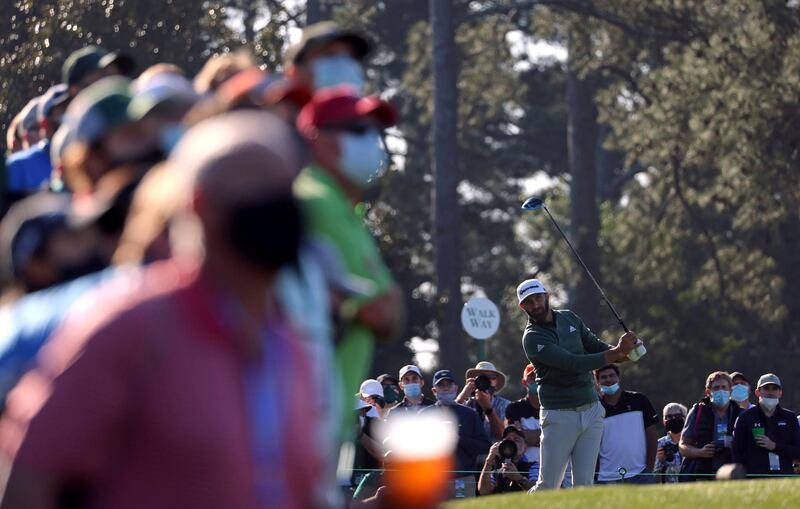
[542,205,629,333]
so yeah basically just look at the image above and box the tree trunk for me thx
[566,30,602,330]
[430,0,468,375]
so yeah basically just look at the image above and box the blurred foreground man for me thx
[517,278,639,491]
[0,111,322,509]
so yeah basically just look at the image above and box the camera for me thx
[498,439,517,462]
[474,374,492,392]
[662,442,678,463]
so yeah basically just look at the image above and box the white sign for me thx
[461,297,500,340]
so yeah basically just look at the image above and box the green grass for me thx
[441,478,800,509]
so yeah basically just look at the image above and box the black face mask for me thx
[227,193,303,271]
[665,418,685,434]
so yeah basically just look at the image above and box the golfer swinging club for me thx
[517,278,641,490]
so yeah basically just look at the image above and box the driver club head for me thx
[521,197,545,211]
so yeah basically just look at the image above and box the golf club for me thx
[521,196,629,333]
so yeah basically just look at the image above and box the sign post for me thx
[461,297,500,360]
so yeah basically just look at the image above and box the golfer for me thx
[517,278,638,490]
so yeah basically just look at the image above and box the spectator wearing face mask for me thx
[594,364,659,484]
[655,402,688,483]
[387,365,434,417]
[421,369,490,499]
[377,373,402,411]
[296,87,404,437]
[678,371,743,481]
[352,380,386,496]
[285,22,370,94]
[732,373,800,476]
[730,371,755,410]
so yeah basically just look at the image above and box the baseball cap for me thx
[19,97,42,135]
[376,373,399,385]
[502,424,523,438]
[296,85,397,134]
[128,71,198,121]
[38,84,70,122]
[516,278,547,303]
[0,193,71,280]
[399,365,422,379]
[285,21,370,65]
[358,379,384,398]
[432,370,456,386]
[62,46,109,87]
[523,363,535,381]
[730,372,749,384]
[64,76,133,146]
[757,373,781,389]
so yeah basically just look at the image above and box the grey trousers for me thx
[530,400,605,491]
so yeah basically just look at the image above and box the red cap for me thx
[523,363,536,381]
[296,85,397,134]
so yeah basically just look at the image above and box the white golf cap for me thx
[399,365,422,379]
[517,278,547,303]
[358,379,384,398]
[757,373,781,389]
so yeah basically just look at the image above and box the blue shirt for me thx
[5,142,52,193]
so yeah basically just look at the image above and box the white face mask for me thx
[337,128,387,186]
[312,55,365,92]
[759,397,779,412]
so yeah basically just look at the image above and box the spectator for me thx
[679,371,743,481]
[0,193,101,297]
[295,86,403,437]
[387,365,434,416]
[62,46,128,98]
[422,369,490,498]
[595,364,659,484]
[0,111,323,508]
[353,382,386,499]
[359,378,390,421]
[377,373,402,411]
[285,22,370,93]
[732,373,800,476]
[6,112,24,155]
[517,277,638,490]
[193,50,256,95]
[654,402,688,483]
[731,371,755,410]
[505,364,543,481]
[478,425,536,495]
[37,84,70,142]
[17,97,43,150]
[457,361,511,441]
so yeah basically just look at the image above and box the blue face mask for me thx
[312,55,365,92]
[436,390,457,405]
[600,383,620,395]
[712,390,731,407]
[337,129,387,186]
[731,384,749,402]
[403,383,422,399]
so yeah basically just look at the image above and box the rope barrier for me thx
[345,468,800,478]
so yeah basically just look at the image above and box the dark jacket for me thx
[386,396,436,418]
[421,402,491,474]
[732,404,800,475]
[680,397,742,480]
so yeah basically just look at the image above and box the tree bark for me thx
[430,0,468,375]
[566,30,601,329]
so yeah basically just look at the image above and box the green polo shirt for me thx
[522,310,611,410]
[294,165,395,440]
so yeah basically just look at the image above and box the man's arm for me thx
[731,413,748,465]
[475,390,504,440]
[645,424,659,471]
[573,313,611,354]
[771,415,800,460]
[477,443,500,496]
[523,329,632,373]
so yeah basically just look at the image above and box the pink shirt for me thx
[1,260,321,509]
